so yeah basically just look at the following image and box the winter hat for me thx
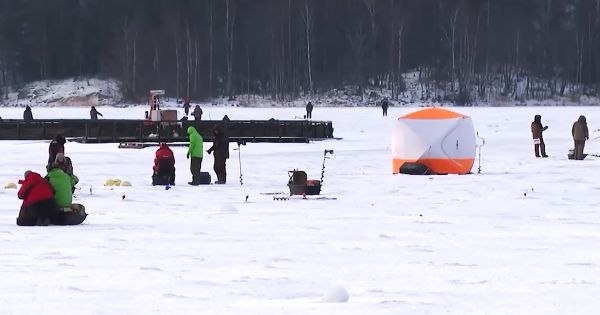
[55,134,66,144]
[23,170,32,178]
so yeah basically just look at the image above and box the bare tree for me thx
[225,0,237,98]
[302,1,314,94]
[346,21,368,98]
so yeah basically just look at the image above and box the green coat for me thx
[47,168,77,208]
[187,127,204,158]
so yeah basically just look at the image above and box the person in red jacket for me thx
[17,170,59,226]
[152,143,176,185]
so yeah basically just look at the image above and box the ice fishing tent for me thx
[392,108,476,175]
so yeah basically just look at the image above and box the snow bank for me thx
[1,78,122,107]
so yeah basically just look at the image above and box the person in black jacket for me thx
[23,105,33,122]
[47,134,66,171]
[381,99,389,117]
[192,105,203,121]
[306,102,313,119]
[207,125,229,184]
[90,106,103,120]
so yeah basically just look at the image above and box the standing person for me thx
[47,134,66,170]
[90,106,103,120]
[186,126,204,185]
[207,125,229,184]
[306,101,313,119]
[23,105,33,122]
[16,170,58,226]
[192,105,203,121]
[152,143,176,185]
[531,114,549,158]
[572,115,589,160]
[381,98,389,117]
[183,97,191,116]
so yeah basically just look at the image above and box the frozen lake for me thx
[1,106,600,314]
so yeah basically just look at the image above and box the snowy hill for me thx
[0,78,122,107]
[2,74,600,109]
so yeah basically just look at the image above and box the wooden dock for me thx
[0,119,334,144]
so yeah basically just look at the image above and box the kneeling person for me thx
[17,170,59,226]
[47,154,79,225]
[153,142,176,185]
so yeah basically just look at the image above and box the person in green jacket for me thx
[47,153,79,209]
[187,126,204,185]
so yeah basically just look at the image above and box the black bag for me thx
[198,172,212,185]
[399,162,433,175]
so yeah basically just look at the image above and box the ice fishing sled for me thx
[288,170,321,196]
[286,150,333,196]
[59,203,88,225]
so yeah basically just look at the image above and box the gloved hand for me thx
[186,153,190,159]
[543,126,548,131]
[586,136,589,140]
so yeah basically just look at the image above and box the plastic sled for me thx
[288,170,321,196]
[63,203,88,225]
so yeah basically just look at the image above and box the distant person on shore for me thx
[192,105,203,121]
[183,97,191,116]
[23,105,33,122]
[381,98,389,117]
[572,115,589,160]
[90,106,103,120]
[531,114,548,158]
[306,101,313,119]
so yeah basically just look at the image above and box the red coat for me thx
[17,172,55,206]
[154,143,175,171]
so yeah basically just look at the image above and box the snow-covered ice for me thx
[1,106,600,314]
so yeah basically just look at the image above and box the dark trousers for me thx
[17,199,58,226]
[214,157,227,183]
[534,139,547,157]
[190,157,203,183]
[306,110,312,119]
[153,169,176,185]
[383,108,388,116]
[574,140,586,160]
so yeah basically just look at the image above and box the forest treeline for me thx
[0,0,599,104]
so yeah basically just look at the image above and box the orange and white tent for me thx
[392,108,476,175]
